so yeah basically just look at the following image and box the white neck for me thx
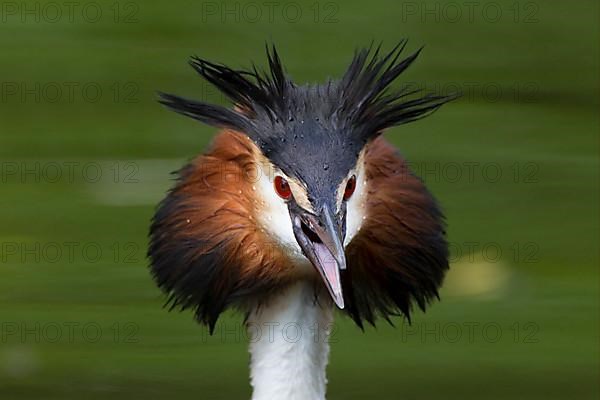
[247,281,333,400]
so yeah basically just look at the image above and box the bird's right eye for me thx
[274,176,292,200]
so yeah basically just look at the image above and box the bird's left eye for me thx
[343,175,356,200]
[274,176,292,200]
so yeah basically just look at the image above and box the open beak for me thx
[292,204,346,309]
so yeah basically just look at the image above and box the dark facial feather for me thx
[148,132,295,332]
[148,131,449,330]
[343,137,448,327]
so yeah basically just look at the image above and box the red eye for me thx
[274,176,292,200]
[344,175,356,200]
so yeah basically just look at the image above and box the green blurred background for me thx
[1,0,598,398]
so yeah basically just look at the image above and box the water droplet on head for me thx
[323,163,329,170]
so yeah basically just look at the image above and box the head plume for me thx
[159,40,457,149]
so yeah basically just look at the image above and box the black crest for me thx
[159,40,457,154]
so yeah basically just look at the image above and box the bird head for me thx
[149,42,457,332]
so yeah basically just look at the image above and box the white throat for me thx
[247,281,334,400]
